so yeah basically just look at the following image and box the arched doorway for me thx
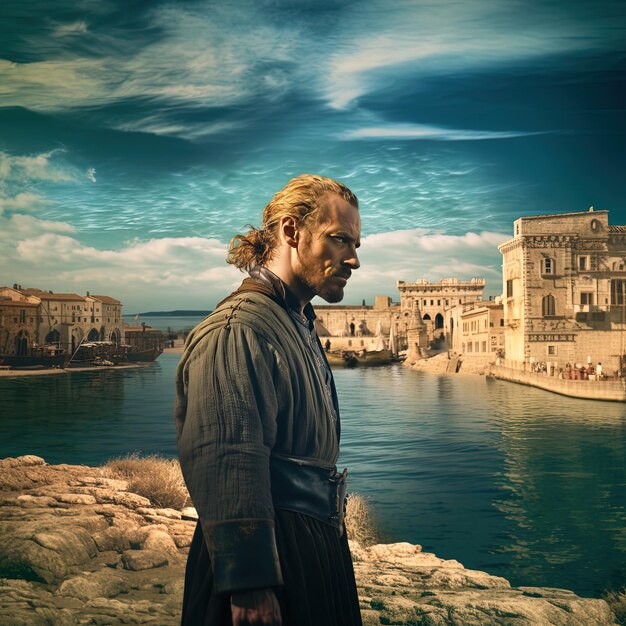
[109,328,121,344]
[15,330,29,356]
[87,328,100,342]
[45,329,61,345]
[435,313,444,329]
[71,327,84,354]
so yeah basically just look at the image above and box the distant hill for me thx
[128,310,212,317]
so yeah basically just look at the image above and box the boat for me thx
[0,346,69,369]
[326,350,358,368]
[354,348,393,366]
[126,345,163,362]
[70,341,130,365]
[326,348,394,367]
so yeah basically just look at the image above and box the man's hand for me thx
[231,588,282,626]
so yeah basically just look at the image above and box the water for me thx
[1,354,625,598]
[122,315,207,333]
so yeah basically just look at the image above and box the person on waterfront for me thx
[597,362,603,379]
[174,174,363,626]
[325,338,332,352]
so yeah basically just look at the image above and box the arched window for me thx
[542,294,556,317]
[435,313,444,329]
[422,314,431,321]
[45,329,60,345]
[542,257,555,275]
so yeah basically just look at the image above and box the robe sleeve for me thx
[176,322,286,593]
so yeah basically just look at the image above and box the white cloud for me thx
[0,150,74,183]
[6,232,241,309]
[342,124,547,141]
[340,228,509,303]
[0,193,49,213]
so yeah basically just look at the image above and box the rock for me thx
[0,458,618,626]
[0,455,46,468]
[53,493,97,505]
[140,530,179,558]
[56,571,129,601]
[121,549,169,571]
[181,507,198,521]
[16,495,57,508]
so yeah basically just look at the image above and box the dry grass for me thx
[345,493,380,546]
[104,453,191,510]
[103,455,381,545]
[603,589,626,625]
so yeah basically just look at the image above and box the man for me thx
[174,174,363,626]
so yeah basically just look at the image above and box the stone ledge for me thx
[0,455,618,626]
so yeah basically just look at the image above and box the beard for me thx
[296,250,346,303]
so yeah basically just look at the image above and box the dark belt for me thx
[270,455,348,533]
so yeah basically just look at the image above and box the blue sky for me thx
[1,0,624,311]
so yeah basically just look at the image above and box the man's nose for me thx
[344,246,360,270]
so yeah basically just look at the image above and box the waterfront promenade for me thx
[490,364,626,402]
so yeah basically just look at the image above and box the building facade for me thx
[498,209,626,374]
[397,278,486,340]
[0,285,123,355]
[450,300,505,358]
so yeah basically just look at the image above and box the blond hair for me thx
[227,174,358,271]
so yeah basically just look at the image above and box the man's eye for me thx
[332,236,347,244]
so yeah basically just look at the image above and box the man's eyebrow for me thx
[331,231,360,246]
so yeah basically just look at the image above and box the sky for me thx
[1,0,625,311]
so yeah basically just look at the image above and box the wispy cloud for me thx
[342,124,548,141]
[321,0,609,110]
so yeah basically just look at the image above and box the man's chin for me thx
[318,288,344,304]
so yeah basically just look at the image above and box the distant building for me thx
[398,277,486,340]
[448,300,505,359]
[0,284,123,355]
[498,209,626,373]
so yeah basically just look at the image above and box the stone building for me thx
[0,297,39,356]
[0,285,123,355]
[498,209,626,374]
[397,278,486,340]
[449,300,505,360]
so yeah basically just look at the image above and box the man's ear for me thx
[280,216,299,249]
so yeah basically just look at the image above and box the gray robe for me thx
[174,286,341,592]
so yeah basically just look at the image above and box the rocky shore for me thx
[0,456,617,626]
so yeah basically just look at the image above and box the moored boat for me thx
[126,345,163,362]
[0,347,68,369]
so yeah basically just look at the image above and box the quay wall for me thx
[314,305,400,337]
[491,365,626,402]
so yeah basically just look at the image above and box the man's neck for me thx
[261,263,312,314]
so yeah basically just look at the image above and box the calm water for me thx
[122,315,207,333]
[2,353,625,598]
